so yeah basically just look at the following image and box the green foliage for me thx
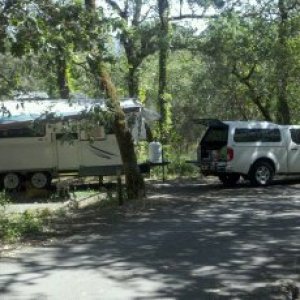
[19,210,43,235]
[0,0,113,98]
[140,50,205,146]
[159,92,173,141]
[136,139,198,179]
[187,0,225,9]
[167,159,198,178]
[0,192,47,243]
[0,193,46,242]
[149,154,198,179]
[0,192,7,207]
[198,2,300,123]
[0,210,44,243]
[201,14,278,120]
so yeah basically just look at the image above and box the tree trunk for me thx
[85,0,145,199]
[158,47,168,134]
[56,55,70,99]
[121,32,140,98]
[85,0,96,11]
[128,64,139,98]
[106,0,158,99]
[0,1,15,53]
[157,0,169,136]
[232,66,273,122]
[98,64,145,199]
[276,0,290,124]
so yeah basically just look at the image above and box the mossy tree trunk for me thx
[84,0,145,199]
[85,0,96,11]
[105,0,159,98]
[157,0,169,136]
[56,55,70,99]
[276,0,291,124]
[97,64,145,199]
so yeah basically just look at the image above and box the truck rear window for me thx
[201,127,228,145]
[234,128,281,143]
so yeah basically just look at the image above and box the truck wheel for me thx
[218,174,240,186]
[30,172,51,189]
[250,161,274,186]
[3,173,21,190]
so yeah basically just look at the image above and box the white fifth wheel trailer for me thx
[0,98,159,190]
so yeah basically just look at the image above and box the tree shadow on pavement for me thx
[0,179,299,299]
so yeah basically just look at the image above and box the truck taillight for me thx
[227,147,234,161]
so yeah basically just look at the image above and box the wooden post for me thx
[98,176,103,189]
[162,145,165,182]
[117,170,123,206]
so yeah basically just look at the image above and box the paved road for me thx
[0,179,300,299]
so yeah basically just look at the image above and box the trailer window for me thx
[80,126,106,141]
[290,129,300,145]
[234,128,281,143]
[0,123,46,138]
[56,133,78,140]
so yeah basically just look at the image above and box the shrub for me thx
[0,209,44,243]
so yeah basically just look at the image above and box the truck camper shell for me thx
[193,118,300,186]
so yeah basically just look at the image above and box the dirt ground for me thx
[0,178,299,299]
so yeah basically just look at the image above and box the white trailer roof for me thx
[0,98,160,127]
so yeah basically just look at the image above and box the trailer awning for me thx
[0,98,160,129]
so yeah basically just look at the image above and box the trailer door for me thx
[55,133,79,171]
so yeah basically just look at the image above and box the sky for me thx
[99,0,215,32]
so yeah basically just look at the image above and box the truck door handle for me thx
[291,148,298,151]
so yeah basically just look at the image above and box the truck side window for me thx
[234,129,281,143]
[290,129,300,144]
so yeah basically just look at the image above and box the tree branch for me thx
[232,64,272,121]
[244,64,256,81]
[105,0,127,19]
[72,60,89,73]
[0,73,11,85]
[287,0,300,10]
[132,0,142,26]
[169,14,219,21]
[138,5,156,24]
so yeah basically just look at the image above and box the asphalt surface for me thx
[0,179,300,300]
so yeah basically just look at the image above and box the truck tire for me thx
[249,161,274,186]
[218,174,240,186]
[30,172,52,189]
[3,172,21,190]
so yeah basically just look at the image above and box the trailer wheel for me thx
[30,172,51,189]
[3,173,21,190]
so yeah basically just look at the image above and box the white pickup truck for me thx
[195,119,300,186]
